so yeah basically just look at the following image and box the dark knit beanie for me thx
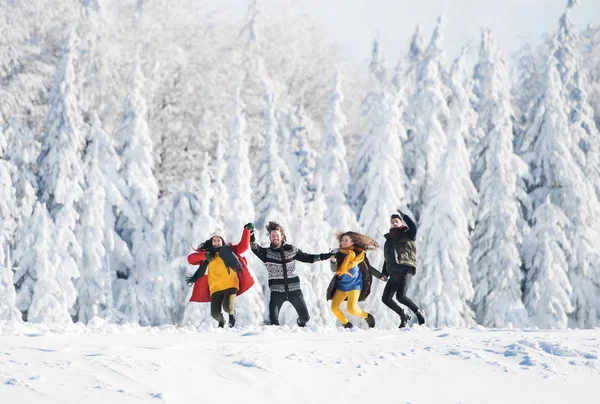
[390,213,402,221]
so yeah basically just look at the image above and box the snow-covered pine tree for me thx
[395,25,424,129]
[369,38,389,86]
[239,0,271,160]
[286,93,319,205]
[114,61,175,326]
[77,0,114,124]
[180,155,216,328]
[162,187,206,325]
[410,51,477,328]
[405,17,450,220]
[36,29,84,321]
[0,251,21,322]
[221,90,266,326]
[210,127,230,229]
[3,119,39,221]
[315,69,358,232]
[353,88,406,238]
[85,112,133,285]
[0,127,18,262]
[224,89,256,233]
[548,3,600,327]
[254,92,291,230]
[470,29,529,328]
[522,197,573,328]
[25,203,79,324]
[74,119,115,324]
[519,50,600,328]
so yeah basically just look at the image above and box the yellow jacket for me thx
[207,253,240,295]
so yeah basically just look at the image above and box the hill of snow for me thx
[1,320,598,403]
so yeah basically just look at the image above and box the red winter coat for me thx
[187,228,255,302]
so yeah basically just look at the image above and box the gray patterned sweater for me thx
[250,242,327,295]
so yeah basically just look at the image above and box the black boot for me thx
[296,318,307,327]
[416,309,426,325]
[365,313,375,328]
[343,322,354,329]
[399,310,408,329]
[218,319,225,328]
[228,312,236,328]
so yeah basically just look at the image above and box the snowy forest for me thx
[1,0,600,330]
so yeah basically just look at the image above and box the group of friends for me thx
[185,210,426,329]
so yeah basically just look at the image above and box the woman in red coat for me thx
[186,223,255,327]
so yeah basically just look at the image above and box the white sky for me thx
[252,0,600,66]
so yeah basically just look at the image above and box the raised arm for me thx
[296,248,332,264]
[232,228,251,255]
[251,240,268,262]
[402,213,417,240]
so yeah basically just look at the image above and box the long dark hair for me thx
[336,231,379,251]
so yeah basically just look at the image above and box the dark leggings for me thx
[269,291,310,326]
[382,270,420,320]
[210,288,237,322]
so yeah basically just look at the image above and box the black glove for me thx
[319,252,334,261]
[250,233,256,243]
[185,275,197,287]
[244,222,255,232]
[185,266,204,286]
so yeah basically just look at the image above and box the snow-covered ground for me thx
[1,320,598,404]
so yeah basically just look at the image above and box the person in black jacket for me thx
[382,210,425,328]
[250,221,332,327]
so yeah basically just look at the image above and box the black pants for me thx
[269,291,310,326]
[382,269,420,320]
[210,288,237,322]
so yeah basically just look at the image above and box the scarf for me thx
[206,245,243,274]
[336,247,365,277]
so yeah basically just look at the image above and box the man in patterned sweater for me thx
[250,221,332,327]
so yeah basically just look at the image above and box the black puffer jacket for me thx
[383,213,417,276]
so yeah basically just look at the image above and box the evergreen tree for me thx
[519,53,600,328]
[180,156,216,327]
[470,29,529,327]
[74,120,114,324]
[0,259,21,322]
[315,69,358,231]
[405,17,450,220]
[353,89,406,237]
[114,61,175,326]
[36,30,84,320]
[210,127,229,227]
[254,92,291,229]
[522,197,573,328]
[410,54,477,327]
[24,203,78,324]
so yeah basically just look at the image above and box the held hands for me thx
[319,252,334,261]
[244,222,256,242]
[329,248,339,263]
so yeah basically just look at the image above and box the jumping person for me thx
[326,231,387,329]
[382,210,425,328]
[186,224,255,327]
[250,221,332,327]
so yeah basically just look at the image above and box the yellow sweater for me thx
[207,253,239,295]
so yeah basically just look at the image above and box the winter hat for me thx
[210,229,226,242]
[390,213,402,221]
